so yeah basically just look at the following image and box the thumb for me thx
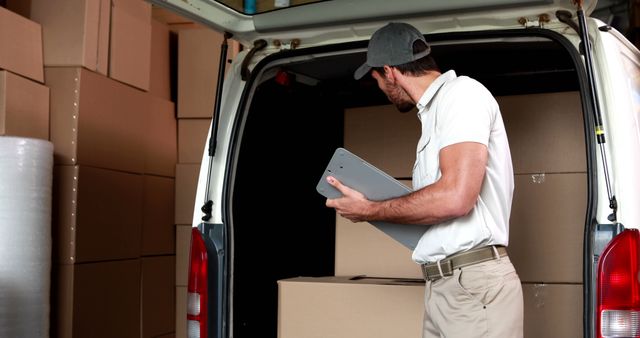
[327,176,350,195]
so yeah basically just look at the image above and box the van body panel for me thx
[590,23,640,229]
[192,57,249,226]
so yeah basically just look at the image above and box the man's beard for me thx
[385,80,414,113]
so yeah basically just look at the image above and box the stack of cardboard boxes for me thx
[3,1,178,337]
[278,92,586,337]
[0,6,48,140]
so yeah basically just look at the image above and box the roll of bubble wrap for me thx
[0,136,53,338]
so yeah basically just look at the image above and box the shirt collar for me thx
[416,70,457,112]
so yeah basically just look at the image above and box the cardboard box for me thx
[334,180,423,279]
[178,118,210,164]
[509,173,587,283]
[335,215,422,279]
[145,96,177,177]
[0,70,49,140]
[141,256,176,338]
[175,224,191,286]
[149,18,171,100]
[0,6,44,82]
[522,283,582,337]
[175,164,201,224]
[178,28,224,118]
[498,91,586,174]
[142,176,176,256]
[46,67,147,173]
[175,286,187,338]
[278,276,425,338]
[54,259,141,338]
[30,0,110,75]
[54,165,143,264]
[344,104,420,178]
[109,0,151,91]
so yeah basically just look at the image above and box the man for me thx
[325,22,523,337]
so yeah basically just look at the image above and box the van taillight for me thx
[597,229,640,338]
[187,228,208,338]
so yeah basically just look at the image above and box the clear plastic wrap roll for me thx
[0,136,53,338]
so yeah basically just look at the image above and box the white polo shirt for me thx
[411,70,514,264]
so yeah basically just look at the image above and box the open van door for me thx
[146,1,638,338]
[149,0,597,47]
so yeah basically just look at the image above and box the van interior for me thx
[230,30,588,337]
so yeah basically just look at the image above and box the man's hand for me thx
[325,176,374,222]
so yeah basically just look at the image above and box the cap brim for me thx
[354,63,372,80]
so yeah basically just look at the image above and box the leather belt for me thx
[421,245,508,281]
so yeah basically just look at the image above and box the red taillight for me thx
[597,229,640,338]
[187,228,208,338]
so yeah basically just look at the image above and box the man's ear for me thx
[383,65,396,83]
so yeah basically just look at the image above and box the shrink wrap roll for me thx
[0,136,53,337]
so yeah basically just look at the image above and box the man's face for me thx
[371,69,414,113]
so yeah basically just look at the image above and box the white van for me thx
[150,0,640,337]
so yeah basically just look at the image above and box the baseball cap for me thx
[354,22,431,80]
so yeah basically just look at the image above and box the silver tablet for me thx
[316,148,430,250]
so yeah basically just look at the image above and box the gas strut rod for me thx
[202,32,233,222]
[574,1,618,221]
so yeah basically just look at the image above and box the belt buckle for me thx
[425,259,454,281]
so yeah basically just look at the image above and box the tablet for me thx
[316,148,430,250]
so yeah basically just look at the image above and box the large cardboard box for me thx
[54,165,143,264]
[142,175,175,256]
[498,91,586,174]
[175,164,201,224]
[177,28,224,118]
[334,176,588,283]
[109,0,151,91]
[175,224,191,286]
[178,118,210,164]
[145,96,177,177]
[509,173,587,283]
[0,70,49,140]
[0,6,44,82]
[522,283,582,337]
[278,276,425,338]
[335,215,422,279]
[46,67,147,173]
[54,259,141,338]
[149,18,171,100]
[343,92,584,178]
[141,256,176,338]
[30,0,110,75]
[344,105,420,178]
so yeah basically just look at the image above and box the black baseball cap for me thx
[354,22,431,80]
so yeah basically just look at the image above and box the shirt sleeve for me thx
[435,77,496,150]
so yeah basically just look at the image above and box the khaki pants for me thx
[422,256,523,338]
